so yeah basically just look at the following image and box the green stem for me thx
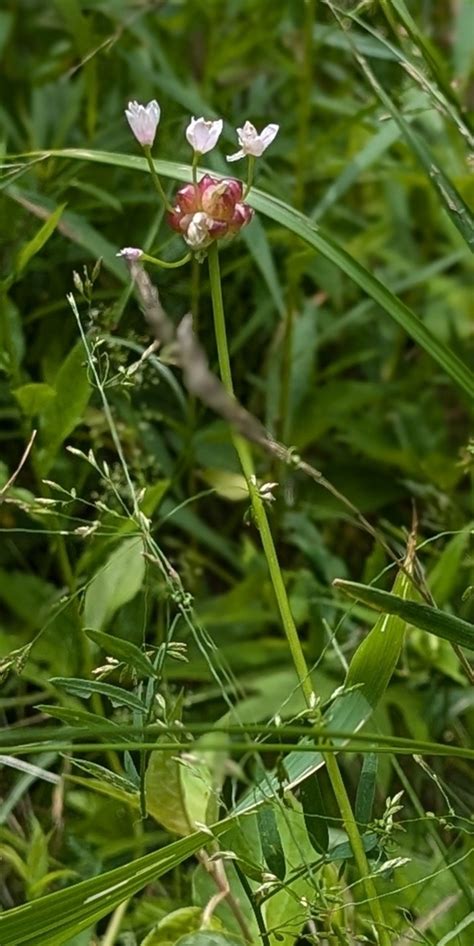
[207,243,313,702]
[325,753,391,945]
[234,861,270,946]
[207,241,392,946]
[243,155,255,199]
[142,251,191,269]
[143,146,173,211]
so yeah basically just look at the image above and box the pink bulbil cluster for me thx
[167,174,253,250]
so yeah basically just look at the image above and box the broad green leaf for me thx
[19,150,474,398]
[200,469,248,502]
[50,677,146,713]
[257,805,286,880]
[39,341,91,473]
[141,907,225,946]
[145,736,214,836]
[178,935,242,946]
[15,203,65,275]
[333,580,474,651]
[84,628,158,679]
[263,801,322,946]
[83,537,145,631]
[13,383,55,416]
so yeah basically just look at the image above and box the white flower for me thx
[226,120,279,162]
[186,116,223,154]
[116,247,143,260]
[183,212,214,249]
[125,100,160,148]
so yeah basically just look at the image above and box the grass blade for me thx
[13,149,474,399]
[333,579,474,651]
[325,1,474,251]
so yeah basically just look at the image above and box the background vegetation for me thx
[0,1,473,944]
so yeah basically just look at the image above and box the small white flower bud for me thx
[125,100,160,148]
[186,116,223,154]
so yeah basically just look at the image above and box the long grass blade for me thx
[11,149,474,399]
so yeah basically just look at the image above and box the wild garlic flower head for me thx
[226,120,279,162]
[186,116,223,154]
[168,175,253,250]
[125,100,161,148]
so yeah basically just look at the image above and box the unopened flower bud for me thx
[168,174,253,251]
[186,116,223,154]
[116,247,143,260]
[125,100,160,148]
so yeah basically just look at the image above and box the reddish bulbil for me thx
[168,174,253,250]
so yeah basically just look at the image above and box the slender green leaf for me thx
[333,580,474,650]
[21,149,473,398]
[237,567,414,811]
[355,753,378,826]
[299,774,329,855]
[84,628,158,679]
[15,203,65,275]
[326,1,474,250]
[0,817,238,945]
[257,804,286,880]
[50,677,147,713]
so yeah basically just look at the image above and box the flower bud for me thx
[116,247,143,260]
[186,116,223,154]
[125,100,160,148]
[168,175,253,250]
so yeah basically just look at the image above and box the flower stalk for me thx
[143,146,173,211]
[207,241,392,946]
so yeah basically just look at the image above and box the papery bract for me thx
[168,175,253,250]
[116,246,143,260]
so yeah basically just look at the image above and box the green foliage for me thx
[83,537,145,631]
[0,1,472,944]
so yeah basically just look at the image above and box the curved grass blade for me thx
[0,817,238,946]
[14,149,474,399]
[236,565,414,812]
[325,1,474,251]
[333,579,474,651]
[379,0,473,147]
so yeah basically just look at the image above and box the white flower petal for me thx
[226,149,245,162]
[125,100,161,148]
[232,119,279,157]
[259,123,279,149]
[186,116,223,154]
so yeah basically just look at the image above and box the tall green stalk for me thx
[207,241,392,946]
